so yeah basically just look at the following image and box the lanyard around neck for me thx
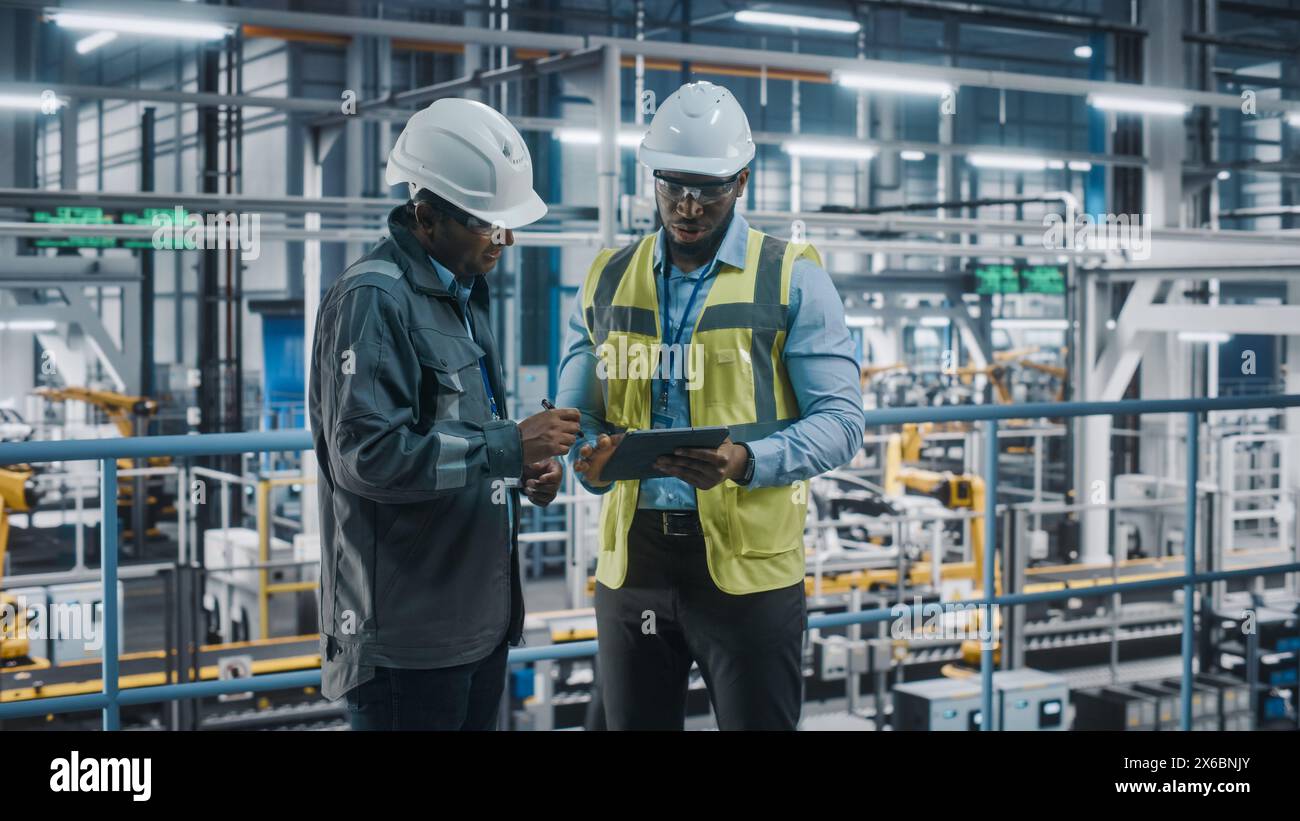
[661,262,710,350]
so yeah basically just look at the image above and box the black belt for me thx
[636,508,705,537]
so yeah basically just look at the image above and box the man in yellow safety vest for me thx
[556,81,866,730]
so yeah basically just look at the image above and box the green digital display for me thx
[975,265,1020,294]
[973,264,1065,295]
[32,206,115,248]
[121,207,194,249]
[29,206,195,249]
[1022,266,1065,294]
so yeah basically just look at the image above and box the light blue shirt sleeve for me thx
[555,292,618,495]
[744,258,866,488]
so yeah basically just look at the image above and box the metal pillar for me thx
[1182,411,1199,731]
[300,129,323,537]
[981,419,998,730]
[59,41,77,192]
[101,459,120,731]
[596,44,621,247]
[344,1,365,263]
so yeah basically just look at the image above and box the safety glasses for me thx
[447,209,497,237]
[429,201,498,237]
[653,171,741,205]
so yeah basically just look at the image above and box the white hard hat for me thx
[385,98,547,229]
[638,81,755,177]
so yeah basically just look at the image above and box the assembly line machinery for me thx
[2,396,1298,731]
[511,407,1299,731]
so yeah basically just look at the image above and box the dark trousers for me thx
[346,639,509,730]
[594,509,806,730]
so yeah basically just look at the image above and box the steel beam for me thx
[7,0,1299,116]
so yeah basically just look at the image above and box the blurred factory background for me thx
[0,0,1298,731]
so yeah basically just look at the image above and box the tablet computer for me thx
[600,426,731,482]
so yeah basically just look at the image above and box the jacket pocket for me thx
[410,328,486,423]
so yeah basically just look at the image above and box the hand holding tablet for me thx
[599,426,731,482]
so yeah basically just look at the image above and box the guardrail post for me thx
[982,419,998,731]
[101,458,120,731]
[1182,411,1198,731]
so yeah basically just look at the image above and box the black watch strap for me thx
[739,442,756,485]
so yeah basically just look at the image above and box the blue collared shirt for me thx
[429,255,515,546]
[556,213,866,509]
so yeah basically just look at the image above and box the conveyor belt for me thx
[0,634,320,703]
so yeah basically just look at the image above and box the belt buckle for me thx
[661,511,698,537]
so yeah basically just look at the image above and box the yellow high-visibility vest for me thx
[580,228,822,594]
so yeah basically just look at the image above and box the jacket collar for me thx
[386,204,454,297]
[387,204,495,316]
[653,211,750,278]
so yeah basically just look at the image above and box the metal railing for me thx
[2,395,1299,730]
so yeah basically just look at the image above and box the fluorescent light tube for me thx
[734,10,860,34]
[0,93,62,110]
[846,316,881,328]
[555,128,642,147]
[835,72,952,97]
[783,141,876,161]
[1178,331,1230,343]
[992,319,1070,331]
[900,150,926,161]
[75,31,118,54]
[1074,45,1093,59]
[968,153,1048,171]
[52,12,232,41]
[0,319,57,332]
[1089,94,1189,116]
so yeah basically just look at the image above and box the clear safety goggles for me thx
[653,171,741,205]
[446,208,497,237]
[427,200,498,237]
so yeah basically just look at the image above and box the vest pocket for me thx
[727,484,806,557]
[701,341,755,413]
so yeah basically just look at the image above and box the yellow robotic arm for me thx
[33,386,158,439]
[0,465,37,663]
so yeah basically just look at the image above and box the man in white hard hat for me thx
[310,97,582,730]
[556,81,865,729]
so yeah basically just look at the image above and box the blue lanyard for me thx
[479,360,499,419]
[658,261,710,408]
[662,266,709,350]
[461,300,500,420]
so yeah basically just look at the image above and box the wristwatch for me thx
[738,442,756,486]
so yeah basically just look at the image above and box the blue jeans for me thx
[346,640,510,731]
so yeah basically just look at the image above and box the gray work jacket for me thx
[309,205,525,700]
